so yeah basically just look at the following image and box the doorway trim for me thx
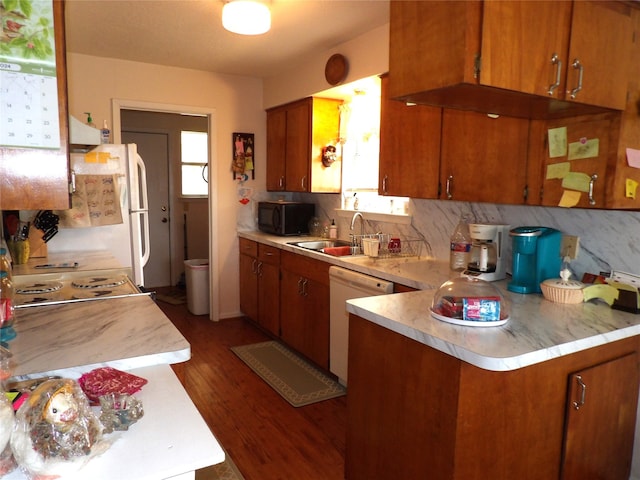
[112,99,219,322]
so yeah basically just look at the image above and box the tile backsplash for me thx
[241,193,640,281]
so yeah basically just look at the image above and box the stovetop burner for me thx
[16,282,64,295]
[71,276,127,289]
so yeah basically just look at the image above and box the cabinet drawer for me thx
[239,238,257,256]
[258,244,281,265]
[281,251,330,285]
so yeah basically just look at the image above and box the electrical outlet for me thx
[561,235,580,260]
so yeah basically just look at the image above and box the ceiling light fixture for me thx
[222,0,271,36]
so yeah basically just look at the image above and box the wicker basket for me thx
[540,278,585,304]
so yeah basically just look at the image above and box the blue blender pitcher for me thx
[508,227,562,294]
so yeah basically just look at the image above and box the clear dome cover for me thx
[431,276,509,327]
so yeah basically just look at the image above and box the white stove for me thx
[13,269,150,309]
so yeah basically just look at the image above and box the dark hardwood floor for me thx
[155,293,347,480]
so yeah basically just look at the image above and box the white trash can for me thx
[184,259,210,315]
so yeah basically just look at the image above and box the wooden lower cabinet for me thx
[346,315,640,480]
[238,239,280,337]
[279,251,330,369]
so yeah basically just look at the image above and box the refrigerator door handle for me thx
[135,153,149,211]
[139,210,151,267]
[134,154,151,267]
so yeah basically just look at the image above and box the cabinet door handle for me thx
[302,278,308,297]
[251,259,258,274]
[257,261,263,277]
[297,277,304,295]
[446,175,454,199]
[301,175,307,191]
[572,374,587,410]
[70,170,77,194]
[548,53,562,96]
[279,176,285,190]
[569,59,583,99]
[588,174,598,206]
[382,175,388,195]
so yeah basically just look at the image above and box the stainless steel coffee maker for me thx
[463,224,510,281]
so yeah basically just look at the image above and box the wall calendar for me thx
[0,0,60,150]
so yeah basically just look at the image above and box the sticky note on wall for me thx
[562,172,591,192]
[559,190,581,207]
[627,179,639,199]
[626,148,640,169]
[568,138,599,160]
[548,127,567,158]
[546,162,570,179]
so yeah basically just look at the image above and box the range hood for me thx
[69,115,101,147]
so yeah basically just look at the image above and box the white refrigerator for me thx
[47,144,150,286]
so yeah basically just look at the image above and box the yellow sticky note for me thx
[568,138,599,160]
[97,152,110,163]
[561,172,591,192]
[626,178,638,199]
[84,152,98,163]
[546,162,571,179]
[548,127,567,158]
[558,190,581,207]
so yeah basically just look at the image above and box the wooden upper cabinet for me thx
[378,74,441,199]
[482,1,631,110]
[529,113,619,209]
[389,1,633,118]
[480,1,572,98]
[605,7,640,210]
[266,97,342,193]
[564,1,632,110]
[266,108,287,191]
[284,100,311,192]
[0,0,70,210]
[440,110,530,204]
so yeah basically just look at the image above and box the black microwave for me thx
[258,201,315,236]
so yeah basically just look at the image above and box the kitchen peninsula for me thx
[4,254,224,479]
[345,287,640,480]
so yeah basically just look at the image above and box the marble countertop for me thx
[238,230,451,289]
[12,251,129,279]
[9,294,190,379]
[239,230,640,372]
[347,285,640,371]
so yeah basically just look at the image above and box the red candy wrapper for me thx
[78,367,148,403]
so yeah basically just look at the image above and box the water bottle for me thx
[449,215,472,271]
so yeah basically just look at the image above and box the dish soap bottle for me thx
[449,214,472,271]
[329,219,338,239]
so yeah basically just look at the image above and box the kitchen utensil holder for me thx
[350,234,425,259]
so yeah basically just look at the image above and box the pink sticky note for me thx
[626,148,640,169]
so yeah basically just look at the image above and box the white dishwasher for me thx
[329,266,394,386]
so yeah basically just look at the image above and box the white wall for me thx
[263,24,389,109]
[66,53,266,319]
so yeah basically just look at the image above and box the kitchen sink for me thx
[287,239,357,256]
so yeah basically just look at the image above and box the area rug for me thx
[155,289,186,305]
[231,341,346,407]
[195,451,244,480]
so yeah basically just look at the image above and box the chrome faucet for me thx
[350,212,365,237]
